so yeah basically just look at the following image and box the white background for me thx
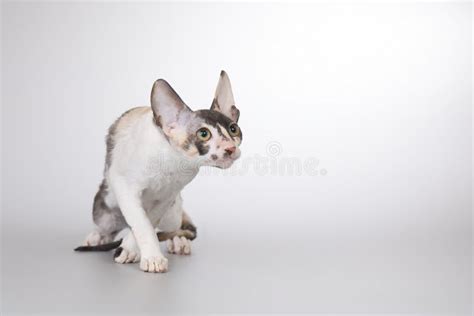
[2,2,472,315]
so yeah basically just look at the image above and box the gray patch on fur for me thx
[210,97,239,122]
[92,179,128,236]
[157,213,197,241]
[153,114,163,128]
[195,109,234,130]
[114,247,123,258]
[194,110,242,141]
[94,108,142,238]
[215,124,230,141]
[195,139,210,155]
[182,134,196,151]
[210,98,220,112]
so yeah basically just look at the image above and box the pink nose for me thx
[224,146,236,155]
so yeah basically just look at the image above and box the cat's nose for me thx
[224,146,236,156]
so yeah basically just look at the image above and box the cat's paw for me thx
[139,255,168,273]
[82,231,111,246]
[114,247,140,264]
[167,236,191,255]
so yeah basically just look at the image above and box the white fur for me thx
[82,231,103,246]
[82,72,240,273]
[107,110,199,272]
[167,236,191,255]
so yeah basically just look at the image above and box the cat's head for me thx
[150,71,242,169]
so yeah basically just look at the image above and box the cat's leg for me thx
[156,195,196,255]
[167,235,192,255]
[114,228,140,264]
[81,180,127,246]
[82,231,108,247]
[164,212,197,255]
[109,175,168,273]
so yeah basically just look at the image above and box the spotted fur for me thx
[76,71,242,273]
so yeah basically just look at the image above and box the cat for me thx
[75,71,242,273]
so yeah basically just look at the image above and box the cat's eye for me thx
[197,128,211,141]
[229,123,240,137]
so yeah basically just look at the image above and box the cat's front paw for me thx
[139,255,168,273]
[114,247,140,264]
[167,236,191,255]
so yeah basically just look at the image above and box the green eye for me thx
[229,123,240,137]
[197,128,211,141]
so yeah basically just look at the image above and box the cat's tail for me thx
[74,239,123,252]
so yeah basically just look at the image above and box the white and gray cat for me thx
[75,71,242,273]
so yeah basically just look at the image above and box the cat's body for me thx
[88,106,198,242]
[76,71,242,273]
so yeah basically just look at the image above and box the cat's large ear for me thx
[151,79,192,133]
[211,70,240,122]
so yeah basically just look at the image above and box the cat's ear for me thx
[151,79,192,131]
[211,70,240,122]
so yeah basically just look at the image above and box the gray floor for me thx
[2,222,471,315]
[1,2,472,315]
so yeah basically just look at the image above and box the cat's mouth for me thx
[214,153,240,169]
[216,159,234,169]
